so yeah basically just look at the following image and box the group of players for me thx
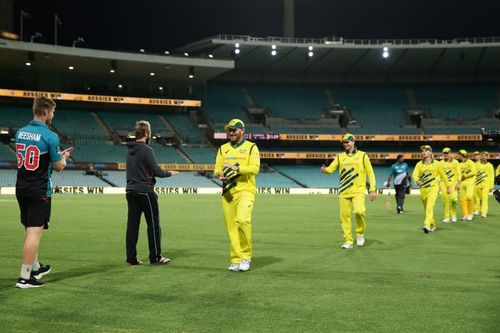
[12,97,498,288]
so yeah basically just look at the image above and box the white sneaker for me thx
[430,226,436,232]
[473,211,480,216]
[239,259,251,272]
[451,216,457,223]
[357,235,365,247]
[442,218,450,223]
[228,263,239,272]
[466,215,474,221]
[481,215,487,218]
[341,243,353,249]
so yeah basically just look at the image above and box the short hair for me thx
[397,154,404,159]
[134,120,151,139]
[33,96,56,117]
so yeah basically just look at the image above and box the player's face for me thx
[45,107,55,124]
[443,152,449,161]
[480,154,487,163]
[421,149,430,159]
[473,154,480,162]
[342,140,354,151]
[397,157,404,163]
[456,154,463,162]
[228,128,243,144]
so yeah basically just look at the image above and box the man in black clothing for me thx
[125,120,178,265]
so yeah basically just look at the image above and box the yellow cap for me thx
[458,149,468,156]
[420,145,432,152]
[473,151,480,155]
[341,133,355,143]
[481,151,488,155]
[224,119,245,131]
[442,147,451,153]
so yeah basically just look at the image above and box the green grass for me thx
[0,194,499,333]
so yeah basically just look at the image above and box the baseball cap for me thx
[341,133,355,143]
[442,147,451,153]
[458,149,468,157]
[224,119,245,131]
[420,145,432,152]
[473,151,480,155]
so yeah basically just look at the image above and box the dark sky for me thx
[13,0,500,53]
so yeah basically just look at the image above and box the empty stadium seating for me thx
[181,146,216,163]
[0,143,14,161]
[204,86,249,123]
[164,113,205,143]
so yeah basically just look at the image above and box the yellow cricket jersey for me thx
[439,159,460,186]
[459,159,477,182]
[476,162,494,189]
[214,140,260,196]
[413,159,449,189]
[496,164,500,176]
[324,149,376,197]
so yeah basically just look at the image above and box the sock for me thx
[20,264,31,280]
[32,255,41,271]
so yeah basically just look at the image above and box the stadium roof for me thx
[180,35,500,83]
[0,38,234,93]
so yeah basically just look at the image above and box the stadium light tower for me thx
[283,0,295,38]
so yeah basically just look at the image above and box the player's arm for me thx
[214,147,225,180]
[321,157,338,174]
[50,135,68,171]
[438,164,451,193]
[386,167,393,188]
[363,154,377,200]
[487,163,495,190]
[412,162,422,186]
[145,148,172,178]
[238,144,260,175]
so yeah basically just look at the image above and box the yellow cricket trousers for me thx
[419,187,439,229]
[475,186,490,217]
[440,185,458,219]
[221,191,255,264]
[339,195,366,244]
[460,180,475,217]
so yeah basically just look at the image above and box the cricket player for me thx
[386,154,410,214]
[214,119,260,272]
[456,150,477,221]
[439,148,460,223]
[321,133,376,249]
[472,151,481,215]
[474,152,494,218]
[413,145,450,233]
[15,97,72,288]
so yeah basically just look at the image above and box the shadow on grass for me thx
[251,256,283,270]
[47,264,117,283]
[364,239,384,247]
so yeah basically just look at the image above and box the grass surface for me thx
[0,194,499,333]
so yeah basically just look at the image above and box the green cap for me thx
[224,119,245,131]
[341,133,355,143]
[420,145,432,152]
[442,147,451,153]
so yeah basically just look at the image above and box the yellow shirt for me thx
[214,140,260,196]
[496,164,500,176]
[439,159,461,187]
[324,149,376,197]
[459,159,477,182]
[476,162,494,189]
[413,159,449,189]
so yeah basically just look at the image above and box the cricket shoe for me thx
[451,216,457,223]
[430,227,436,232]
[228,263,240,272]
[481,215,487,218]
[357,235,365,247]
[473,211,480,216]
[423,226,431,234]
[31,263,51,280]
[442,218,450,223]
[341,243,353,249]
[126,259,144,266]
[239,260,251,272]
[15,277,44,289]
[466,215,474,221]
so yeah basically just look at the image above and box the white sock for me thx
[20,264,31,280]
[32,255,40,271]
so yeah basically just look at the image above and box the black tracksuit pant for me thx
[394,184,406,210]
[126,191,162,263]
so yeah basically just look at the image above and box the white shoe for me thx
[481,215,487,218]
[341,243,353,249]
[430,227,436,232]
[473,211,480,216]
[464,215,473,221]
[442,218,450,223]
[451,216,457,223]
[357,235,365,247]
[228,263,239,272]
[239,259,251,272]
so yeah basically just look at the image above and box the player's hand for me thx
[416,181,422,187]
[455,183,460,191]
[61,147,74,158]
[368,191,377,201]
[447,186,452,194]
[320,164,327,173]
[223,163,238,171]
[216,172,226,181]
[169,171,180,176]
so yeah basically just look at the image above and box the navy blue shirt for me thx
[15,120,62,197]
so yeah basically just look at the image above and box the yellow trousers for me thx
[475,186,490,217]
[339,195,366,244]
[460,180,475,217]
[440,185,458,219]
[473,190,480,212]
[221,191,255,264]
[419,187,438,229]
